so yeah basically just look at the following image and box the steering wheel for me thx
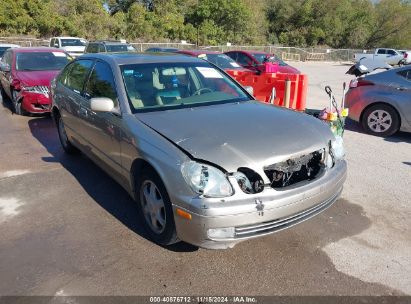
[192,88,213,96]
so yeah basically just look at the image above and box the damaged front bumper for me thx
[172,160,347,249]
[17,90,51,113]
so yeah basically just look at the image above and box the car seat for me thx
[155,68,187,105]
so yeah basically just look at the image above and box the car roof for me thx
[78,52,205,65]
[89,41,128,45]
[178,50,222,55]
[53,37,85,40]
[12,47,66,53]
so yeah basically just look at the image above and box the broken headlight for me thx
[331,135,345,161]
[233,168,264,194]
[181,161,233,198]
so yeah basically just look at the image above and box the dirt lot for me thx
[0,62,410,296]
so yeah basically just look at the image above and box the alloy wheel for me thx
[140,180,167,234]
[367,109,392,133]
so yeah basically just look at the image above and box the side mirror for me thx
[90,97,115,112]
[244,86,254,96]
[0,63,11,72]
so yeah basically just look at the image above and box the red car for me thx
[0,47,70,115]
[177,50,250,72]
[225,50,300,74]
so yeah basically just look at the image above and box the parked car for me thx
[398,50,411,65]
[50,37,87,57]
[225,50,300,74]
[145,47,179,53]
[51,53,346,249]
[0,47,70,115]
[177,50,250,72]
[354,48,403,66]
[0,44,20,59]
[345,66,411,136]
[85,40,136,53]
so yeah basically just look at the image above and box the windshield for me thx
[61,39,86,47]
[106,44,133,52]
[16,52,70,71]
[251,53,287,66]
[199,53,242,70]
[121,62,250,113]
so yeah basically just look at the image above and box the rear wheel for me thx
[361,104,400,136]
[56,114,78,154]
[135,169,178,246]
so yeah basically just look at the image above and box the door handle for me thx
[396,87,406,91]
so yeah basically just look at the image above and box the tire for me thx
[135,169,178,246]
[56,114,78,154]
[11,90,23,115]
[361,104,400,137]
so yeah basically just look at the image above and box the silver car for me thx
[51,53,347,249]
[345,66,411,136]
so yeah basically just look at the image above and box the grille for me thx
[37,86,50,95]
[264,149,325,189]
[234,189,339,238]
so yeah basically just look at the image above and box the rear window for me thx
[61,39,86,47]
[198,54,242,70]
[106,45,129,52]
[251,53,268,63]
[16,52,70,71]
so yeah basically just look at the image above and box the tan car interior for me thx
[124,67,188,109]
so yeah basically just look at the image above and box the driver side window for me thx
[84,61,119,107]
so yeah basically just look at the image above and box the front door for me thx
[80,60,123,177]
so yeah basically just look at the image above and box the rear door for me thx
[81,60,123,176]
[375,49,387,62]
[57,59,94,143]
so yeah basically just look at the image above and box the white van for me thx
[50,37,87,57]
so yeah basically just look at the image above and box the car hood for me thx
[15,70,59,87]
[136,101,333,172]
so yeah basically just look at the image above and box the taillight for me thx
[404,53,408,59]
[349,79,374,88]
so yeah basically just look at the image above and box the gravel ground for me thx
[0,61,410,296]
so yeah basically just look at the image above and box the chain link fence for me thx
[1,36,370,62]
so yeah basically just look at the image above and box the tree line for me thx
[1,0,410,49]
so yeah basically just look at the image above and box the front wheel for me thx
[361,104,400,137]
[135,169,178,246]
[12,90,23,115]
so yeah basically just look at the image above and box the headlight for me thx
[181,161,233,197]
[331,135,345,161]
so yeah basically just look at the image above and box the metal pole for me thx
[284,79,291,108]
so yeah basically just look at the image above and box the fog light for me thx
[207,227,235,239]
